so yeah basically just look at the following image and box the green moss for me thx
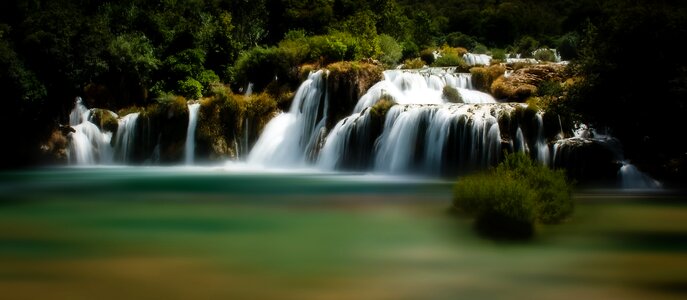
[91,109,120,133]
[369,95,396,120]
[442,86,463,103]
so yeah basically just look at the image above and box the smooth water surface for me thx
[0,167,686,300]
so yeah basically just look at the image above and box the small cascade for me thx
[68,121,113,164]
[113,113,140,163]
[463,53,492,66]
[619,163,662,190]
[552,124,662,189]
[354,69,496,113]
[69,97,90,126]
[67,97,114,165]
[185,102,201,165]
[534,113,550,166]
[248,70,328,167]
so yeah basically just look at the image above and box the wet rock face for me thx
[552,137,624,186]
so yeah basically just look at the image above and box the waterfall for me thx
[319,103,529,176]
[248,70,329,167]
[619,163,662,189]
[185,102,201,165]
[463,53,492,66]
[113,113,139,163]
[67,97,114,165]
[353,69,496,113]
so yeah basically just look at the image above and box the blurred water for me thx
[0,167,685,300]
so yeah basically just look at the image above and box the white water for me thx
[619,163,662,190]
[319,103,530,176]
[113,113,140,163]
[185,103,201,165]
[353,69,496,113]
[248,70,329,167]
[463,53,491,66]
[67,97,144,165]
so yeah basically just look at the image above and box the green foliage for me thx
[108,33,160,84]
[472,44,489,55]
[432,53,466,68]
[308,32,357,62]
[534,49,557,62]
[514,36,540,58]
[442,86,463,103]
[419,48,436,65]
[494,152,573,224]
[556,32,579,60]
[400,40,419,59]
[453,152,574,239]
[177,78,203,100]
[490,48,507,60]
[334,10,380,59]
[453,173,537,239]
[197,70,220,96]
[401,58,425,69]
[377,34,402,67]
[444,32,477,49]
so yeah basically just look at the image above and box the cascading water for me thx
[354,68,496,113]
[185,102,201,165]
[113,113,140,163]
[247,70,329,167]
[67,97,113,165]
[318,103,540,176]
[66,97,146,165]
[619,163,662,189]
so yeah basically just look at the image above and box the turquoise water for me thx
[0,166,686,300]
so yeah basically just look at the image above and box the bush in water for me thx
[453,152,573,239]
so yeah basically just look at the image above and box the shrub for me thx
[377,34,403,67]
[445,32,477,49]
[177,77,203,100]
[472,43,489,54]
[432,53,465,67]
[402,58,425,69]
[197,69,220,96]
[490,48,507,60]
[537,80,563,97]
[453,152,573,239]
[494,152,573,224]
[453,173,537,239]
[534,49,557,62]
[514,36,540,58]
[470,67,490,92]
[419,48,436,65]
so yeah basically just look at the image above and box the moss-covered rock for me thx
[491,63,566,101]
[325,61,384,129]
[90,108,120,134]
[470,64,506,93]
[153,95,189,163]
[442,86,463,103]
